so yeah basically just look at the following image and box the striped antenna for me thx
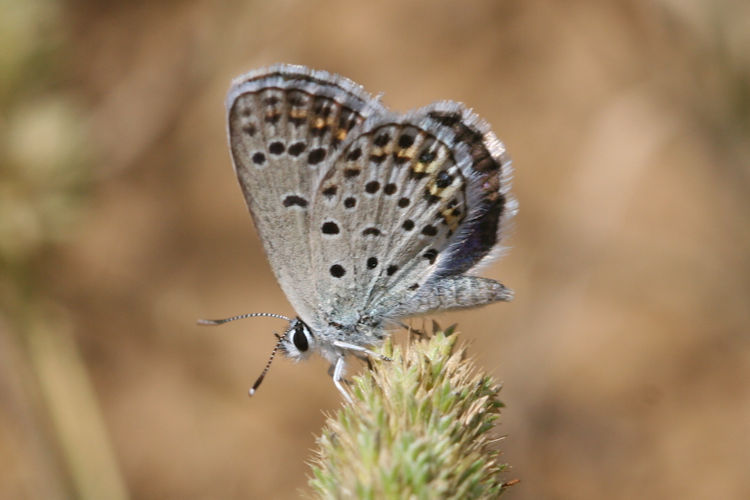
[197,312,292,325]
[197,312,293,397]
[248,334,284,397]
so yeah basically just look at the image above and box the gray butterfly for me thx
[201,64,517,402]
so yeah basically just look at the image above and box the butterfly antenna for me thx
[197,312,292,325]
[248,334,284,397]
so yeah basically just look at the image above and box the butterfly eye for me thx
[292,323,309,352]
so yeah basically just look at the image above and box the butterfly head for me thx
[279,317,316,360]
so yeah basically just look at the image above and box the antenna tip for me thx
[248,388,256,397]
[197,319,218,325]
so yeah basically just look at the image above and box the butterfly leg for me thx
[332,356,353,404]
[333,341,392,362]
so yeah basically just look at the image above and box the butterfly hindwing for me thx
[309,102,515,327]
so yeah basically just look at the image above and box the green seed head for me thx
[309,328,514,499]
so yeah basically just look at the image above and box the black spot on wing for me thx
[283,195,307,208]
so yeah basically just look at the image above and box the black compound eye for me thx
[292,324,309,352]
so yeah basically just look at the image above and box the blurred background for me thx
[1,0,748,498]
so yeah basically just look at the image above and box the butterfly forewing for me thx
[227,65,385,324]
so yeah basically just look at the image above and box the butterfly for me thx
[200,64,516,402]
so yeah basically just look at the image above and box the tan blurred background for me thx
[1,0,748,499]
